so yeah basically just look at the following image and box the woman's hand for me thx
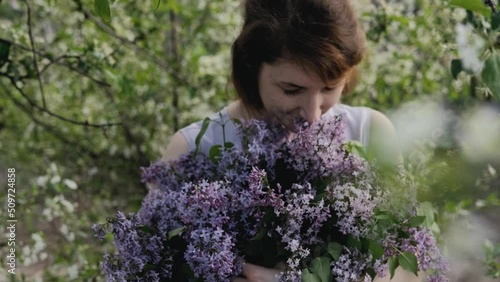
[232,262,283,282]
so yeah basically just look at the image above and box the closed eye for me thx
[322,85,340,93]
[283,88,302,95]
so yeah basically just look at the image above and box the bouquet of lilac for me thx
[93,114,449,282]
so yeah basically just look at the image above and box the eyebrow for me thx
[275,82,307,89]
[275,81,340,89]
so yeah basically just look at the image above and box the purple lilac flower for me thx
[281,114,368,183]
[276,269,302,282]
[374,258,388,277]
[98,211,174,281]
[381,226,449,281]
[236,118,287,179]
[404,227,449,282]
[92,223,107,241]
[141,153,216,192]
[326,181,378,237]
[136,188,183,237]
[331,248,372,282]
[98,110,449,282]
[185,227,243,282]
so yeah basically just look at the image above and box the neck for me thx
[228,100,259,121]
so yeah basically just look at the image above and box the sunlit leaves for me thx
[168,226,185,239]
[303,257,333,282]
[450,0,491,17]
[327,242,342,261]
[387,252,419,279]
[94,0,111,21]
[407,215,426,228]
[398,251,419,276]
[302,269,322,282]
[194,117,211,156]
[481,54,500,98]
[310,257,333,282]
[388,256,399,279]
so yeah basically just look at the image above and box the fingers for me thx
[232,278,249,282]
[241,262,282,282]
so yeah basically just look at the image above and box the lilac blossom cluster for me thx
[376,223,449,281]
[95,114,449,281]
[331,248,373,282]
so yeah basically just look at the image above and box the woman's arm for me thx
[144,132,190,190]
[373,268,425,282]
[367,109,403,166]
[161,131,190,162]
[232,263,282,282]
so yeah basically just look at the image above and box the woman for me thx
[163,0,414,281]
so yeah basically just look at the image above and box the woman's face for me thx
[257,60,347,124]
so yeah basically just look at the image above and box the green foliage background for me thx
[0,0,498,280]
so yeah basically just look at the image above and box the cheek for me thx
[327,89,343,105]
[260,89,290,109]
[330,92,342,105]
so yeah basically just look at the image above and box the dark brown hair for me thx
[230,0,366,117]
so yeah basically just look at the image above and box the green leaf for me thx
[492,12,500,30]
[416,202,436,228]
[347,236,361,250]
[0,40,10,66]
[450,0,491,17]
[302,269,321,282]
[344,141,368,160]
[94,0,111,21]
[327,242,343,261]
[231,118,243,127]
[375,214,391,220]
[120,77,134,98]
[209,144,222,163]
[368,240,384,260]
[451,59,463,80]
[481,54,500,98]
[407,216,427,228]
[168,226,185,239]
[310,257,333,282]
[224,142,234,150]
[194,117,211,155]
[388,256,399,280]
[398,251,418,276]
[166,0,180,14]
[136,225,154,234]
[154,0,161,11]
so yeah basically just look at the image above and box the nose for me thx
[299,94,323,123]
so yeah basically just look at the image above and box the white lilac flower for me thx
[455,23,485,74]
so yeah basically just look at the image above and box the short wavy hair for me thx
[230,0,366,117]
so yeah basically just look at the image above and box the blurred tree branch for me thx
[72,0,191,87]
[167,9,180,132]
[0,80,96,157]
[484,0,497,13]
[0,72,121,128]
[25,0,46,109]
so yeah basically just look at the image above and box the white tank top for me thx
[179,104,372,156]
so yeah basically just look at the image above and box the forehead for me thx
[260,60,345,86]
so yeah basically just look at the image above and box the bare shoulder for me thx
[370,109,396,134]
[368,109,402,164]
[161,131,190,162]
